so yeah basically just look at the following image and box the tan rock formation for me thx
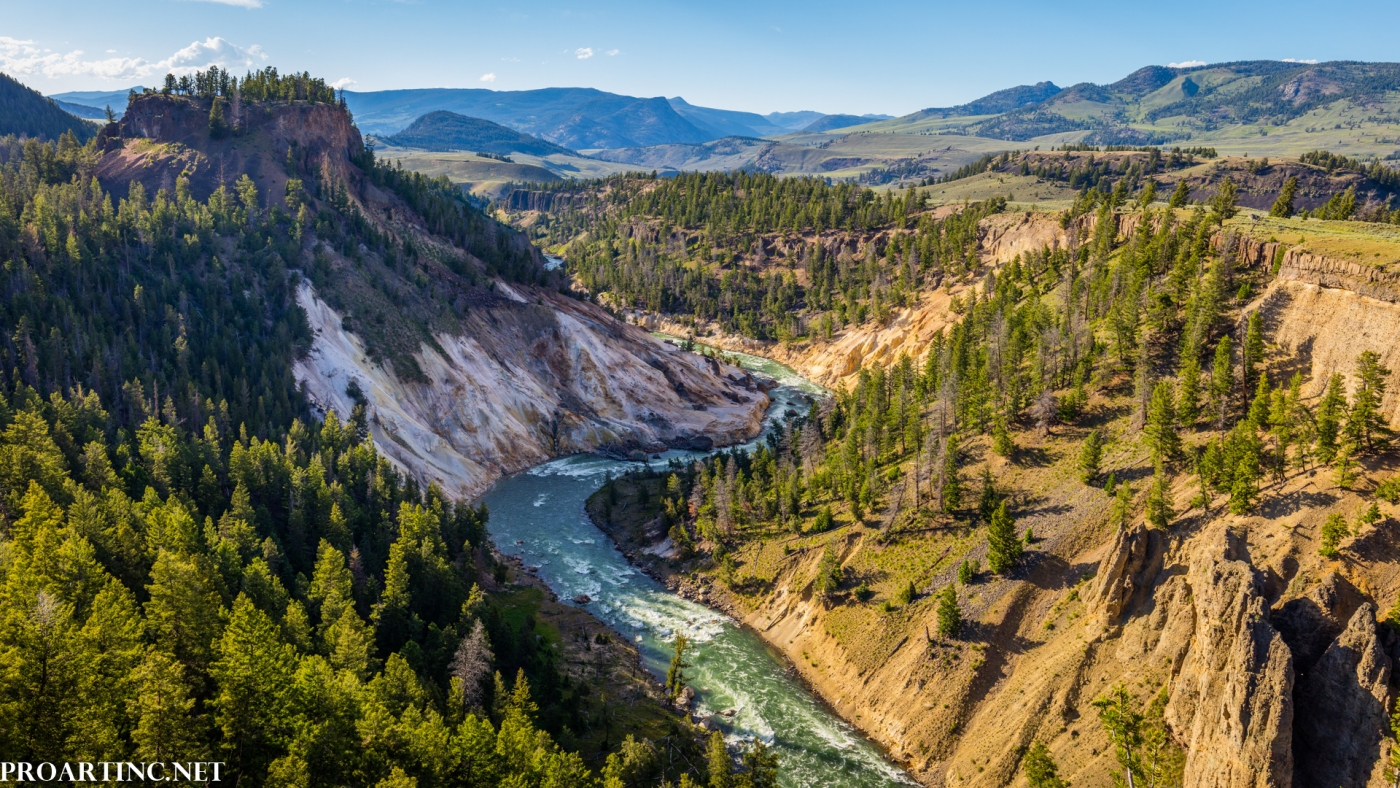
[1086,523,1166,627]
[1165,525,1295,788]
[1293,604,1392,788]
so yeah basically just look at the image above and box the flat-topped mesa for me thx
[94,91,363,203]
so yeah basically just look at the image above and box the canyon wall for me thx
[294,281,768,499]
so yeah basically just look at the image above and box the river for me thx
[480,346,915,788]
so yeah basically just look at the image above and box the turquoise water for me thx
[479,345,911,787]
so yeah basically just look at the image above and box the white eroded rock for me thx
[293,282,768,499]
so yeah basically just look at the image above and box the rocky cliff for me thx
[95,93,362,203]
[293,279,767,499]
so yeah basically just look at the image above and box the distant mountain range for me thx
[52,83,885,150]
[336,87,890,149]
[48,86,140,120]
[889,61,1400,145]
[43,59,1400,157]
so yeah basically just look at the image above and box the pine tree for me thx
[1079,429,1103,483]
[1145,465,1175,530]
[132,648,205,762]
[1023,740,1069,788]
[978,466,999,522]
[740,741,780,788]
[1229,458,1259,514]
[992,417,1014,457]
[666,635,690,701]
[211,594,297,782]
[1168,180,1190,208]
[1242,312,1264,394]
[1210,336,1234,428]
[1211,177,1239,223]
[209,96,229,139]
[707,731,733,788]
[1111,483,1134,530]
[1316,373,1348,463]
[1144,381,1181,466]
[1177,354,1201,428]
[942,433,962,513]
[1334,438,1359,490]
[935,585,961,638]
[1138,180,1158,209]
[897,579,917,607]
[986,501,1022,574]
[958,559,977,585]
[1270,176,1298,218]
[1093,683,1145,788]
[1320,512,1350,557]
[1249,371,1271,427]
[1347,350,1392,452]
[814,541,843,600]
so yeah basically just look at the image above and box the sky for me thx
[5,0,1400,116]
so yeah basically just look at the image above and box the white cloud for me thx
[605,49,620,56]
[575,47,594,59]
[185,0,264,6]
[0,35,267,82]
[479,72,496,83]
[331,77,356,89]
[501,56,519,62]
[1283,58,1318,64]
[1168,60,1206,69]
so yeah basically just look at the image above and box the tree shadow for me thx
[1257,487,1339,519]
[1013,445,1054,467]
[1112,463,1154,485]
[1018,501,1073,520]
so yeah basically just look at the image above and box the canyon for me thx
[595,207,1400,788]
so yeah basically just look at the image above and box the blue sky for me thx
[5,0,1400,115]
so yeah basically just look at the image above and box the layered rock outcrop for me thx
[294,281,768,499]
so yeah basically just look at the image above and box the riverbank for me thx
[486,552,705,765]
[583,470,931,785]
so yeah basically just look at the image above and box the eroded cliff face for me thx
[636,212,1078,390]
[1162,525,1294,788]
[95,93,362,203]
[294,280,768,499]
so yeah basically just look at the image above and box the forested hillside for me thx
[0,68,771,788]
[0,71,96,141]
[500,152,1399,348]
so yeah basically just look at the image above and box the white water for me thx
[480,347,914,787]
